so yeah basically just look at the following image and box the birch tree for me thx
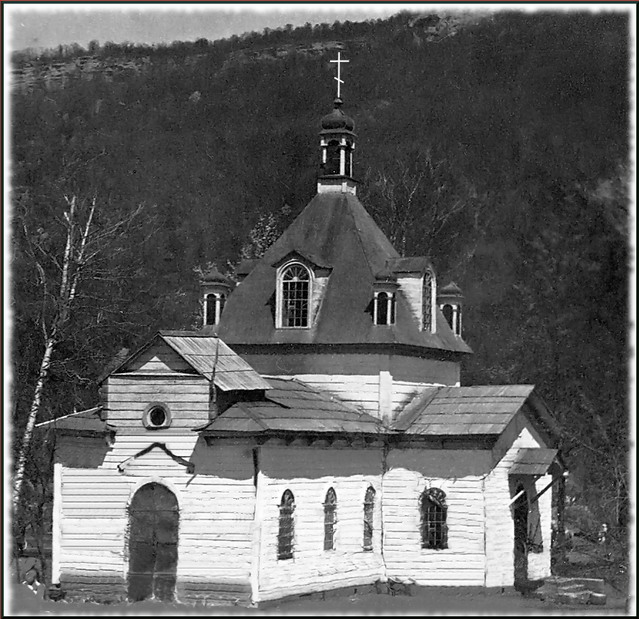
[12,192,146,509]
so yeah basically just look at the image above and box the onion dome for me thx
[438,282,463,299]
[201,266,233,288]
[320,98,355,133]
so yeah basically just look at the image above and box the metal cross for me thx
[330,52,349,99]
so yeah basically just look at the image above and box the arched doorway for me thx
[513,484,528,591]
[128,482,179,602]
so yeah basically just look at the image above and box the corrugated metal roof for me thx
[218,192,471,354]
[510,448,558,475]
[393,385,536,435]
[201,377,382,435]
[161,333,271,391]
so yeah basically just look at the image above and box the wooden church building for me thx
[44,57,563,606]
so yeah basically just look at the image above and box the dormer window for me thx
[277,262,311,328]
[374,291,396,326]
[422,270,436,333]
[205,292,226,326]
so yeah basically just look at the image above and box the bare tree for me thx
[360,147,489,263]
[12,193,146,510]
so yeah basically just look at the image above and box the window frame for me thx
[278,489,295,560]
[276,261,313,329]
[204,292,227,326]
[420,487,449,550]
[373,290,396,326]
[142,402,172,430]
[422,270,436,333]
[363,486,376,551]
[323,487,337,551]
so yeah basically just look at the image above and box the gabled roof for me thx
[218,192,471,354]
[108,331,271,391]
[510,448,559,475]
[392,385,538,436]
[199,377,382,436]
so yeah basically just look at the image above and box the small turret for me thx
[200,266,233,327]
[437,282,463,337]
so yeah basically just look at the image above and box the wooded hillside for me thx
[10,11,630,535]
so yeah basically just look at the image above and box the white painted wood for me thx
[51,461,62,583]
[397,276,423,327]
[484,424,550,588]
[56,436,256,590]
[378,370,393,423]
[527,473,553,581]
[382,448,488,586]
[253,446,385,602]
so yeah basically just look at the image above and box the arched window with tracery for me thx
[278,490,295,560]
[279,263,311,328]
[422,270,434,332]
[363,486,376,551]
[420,488,448,550]
[324,488,337,551]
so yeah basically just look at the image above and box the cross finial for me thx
[329,52,349,99]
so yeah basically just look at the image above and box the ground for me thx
[8,535,633,616]
[6,578,632,616]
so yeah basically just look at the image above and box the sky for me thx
[5,2,626,53]
[6,3,411,52]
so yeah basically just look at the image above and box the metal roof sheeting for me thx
[217,192,471,354]
[510,448,558,475]
[201,377,382,435]
[393,385,536,435]
[36,407,113,435]
[160,332,271,391]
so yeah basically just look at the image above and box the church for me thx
[43,54,563,606]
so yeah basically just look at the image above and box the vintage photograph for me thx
[4,2,634,615]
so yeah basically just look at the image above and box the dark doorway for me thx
[128,483,179,602]
[513,484,528,591]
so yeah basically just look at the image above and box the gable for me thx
[119,339,195,375]
[109,332,270,391]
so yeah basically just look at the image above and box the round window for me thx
[143,403,171,429]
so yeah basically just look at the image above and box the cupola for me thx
[437,282,463,337]
[318,53,357,195]
[200,266,233,327]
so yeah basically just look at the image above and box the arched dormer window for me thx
[374,291,396,326]
[323,488,337,550]
[420,488,448,550]
[205,292,226,326]
[278,489,295,560]
[422,270,435,333]
[363,486,376,551]
[278,263,311,328]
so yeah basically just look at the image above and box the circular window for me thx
[143,403,171,429]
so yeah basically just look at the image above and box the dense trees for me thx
[10,10,630,551]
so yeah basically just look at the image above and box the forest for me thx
[9,10,630,580]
